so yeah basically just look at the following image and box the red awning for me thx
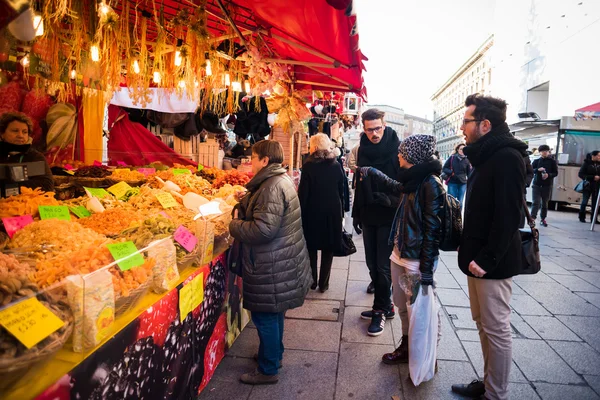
[576,102,600,113]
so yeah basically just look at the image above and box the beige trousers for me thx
[468,276,513,400]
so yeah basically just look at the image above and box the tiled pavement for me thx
[199,209,600,399]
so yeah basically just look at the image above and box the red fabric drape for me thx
[107,105,197,167]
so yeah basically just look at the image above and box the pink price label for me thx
[159,211,170,219]
[174,225,197,253]
[2,215,34,238]
[93,160,102,166]
[64,164,74,170]
[117,161,127,167]
[138,168,156,176]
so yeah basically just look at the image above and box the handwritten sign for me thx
[191,272,204,310]
[172,169,191,175]
[179,282,193,322]
[106,241,145,271]
[155,192,179,209]
[108,181,132,199]
[137,168,156,176]
[38,206,71,221]
[84,187,110,198]
[0,297,65,349]
[70,206,91,219]
[174,225,198,252]
[93,160,103,167]
[2,215,34,238]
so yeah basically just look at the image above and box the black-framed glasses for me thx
[366,126,383,133]
[462,118,483,125]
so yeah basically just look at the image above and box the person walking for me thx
[442,143,471,206]
[298,134,346,292]
[578,151,600,223]
[451,94,528,400]
[530,144,558,227]
[229,140,312,385]
[359,134,444,369]
[352,108,402,336]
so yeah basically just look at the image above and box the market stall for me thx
[0,0,366,399]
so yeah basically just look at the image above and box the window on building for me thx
[488,69,492,85]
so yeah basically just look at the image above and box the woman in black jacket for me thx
[360,134,443,375]
[578,151,600,223]
[298,134,346,292]
[442,143,471,206]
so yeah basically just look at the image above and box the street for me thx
[200,207,600,400]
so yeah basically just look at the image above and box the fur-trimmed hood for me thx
[308,149,336,162]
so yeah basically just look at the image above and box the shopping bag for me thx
[408,284,439,386]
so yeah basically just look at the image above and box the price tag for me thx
[0,297,65,349]
[179,281,193,322]
[137,168,156,176]
[191,272,204,310]
[2,215,34,238]
[155,192,179,209]
[117,161,127,167]
[159,211,171,219]
[70,206,91,219]
[93,160,103,166]
[173,169,191,175]
[108,181,132,199]
[64,164,74,170]
[106,241,145,271]
[65,170,75,175]
[197,165,204,171]
[174,225,198,252]
[38,206,71,221]
[84,187,110,198]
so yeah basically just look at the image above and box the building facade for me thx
[402,114,433,139]
[431,35,494,160]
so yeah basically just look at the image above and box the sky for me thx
[353,0,496,120]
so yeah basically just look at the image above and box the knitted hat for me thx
[398,134,437,165]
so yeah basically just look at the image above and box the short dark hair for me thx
[538,144,550,152]
[361,108,385,125]
[0,112,33,135]
[252,140,284,164]
[592,150,600,157]
[454,143,466,153]
[464,94,507,128]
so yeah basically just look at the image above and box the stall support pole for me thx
[590,194,600,231]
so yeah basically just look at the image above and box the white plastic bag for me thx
[408,284,440,386]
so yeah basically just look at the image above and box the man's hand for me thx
[542,172,548,180]
[233,209,239,219]
[468,260,487,278]
[538,167,545,172]
[353,221,362,235]
[595,176,600,182]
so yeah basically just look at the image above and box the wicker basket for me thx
[177,245,201,270]
[72,177,108,188]
[0,304,73,391]
[114,281,150,316]
[52,175,73,186]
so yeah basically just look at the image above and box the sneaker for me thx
[360,308,395,320]
[366,282,375,294]
[240,370,279,385]
[367,311,386,336]
[451,379,485,398]
[541,219,548,227]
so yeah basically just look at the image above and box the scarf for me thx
[463,122,528,167]
[0,141,31,156]
[357,126,401,181]
[397,159,443,193]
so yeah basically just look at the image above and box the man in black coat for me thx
[451,94,528,400]
[352,108,401,337]
[530,144,558,227]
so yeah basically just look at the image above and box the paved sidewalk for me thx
[199,209,600,400]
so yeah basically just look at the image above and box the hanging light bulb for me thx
[20,54,30,67]
[33,14,44,37]
[91,45,100,62]
[132,60,140,74]
[98,2,112,16]
[174,50,182,67]
[244,80,251,93]
[194,80,200,87]
[224,73,230,86]
[178,80,186,89]
[70,69,76,80]
[153,71,161,84]
[205,60,212,76]
[232,81,242,92]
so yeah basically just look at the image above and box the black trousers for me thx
[362,224,393,313]
[308,250,334,289]
[580,188,600,221]
[531,185,552,220]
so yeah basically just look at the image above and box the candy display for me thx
[0,188,59,219]
[76,208,145,237]
[108,169,146,182]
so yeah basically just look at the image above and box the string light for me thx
[91,45,100,62]
[70,69,76,80]
[205,60,212,76]
[20,54,29,67]
[232,81,242,92]
[224,73,230,86]
[174,50,182,67]
[244,81,251,93]
[132,60,140,74]
[98,2,111,16]
[33,15,44,37]
[178,80,186,88]
[153,71,161,84]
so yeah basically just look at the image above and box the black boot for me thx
[382,335,409,364]
[451,380,486,398]
[579,211,586,223]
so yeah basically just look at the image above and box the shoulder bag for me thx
[519,198,541,275]
[574,180,590,193]
[333,229,357,257]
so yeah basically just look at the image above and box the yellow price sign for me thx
[191,272,204,310]
[108,181,132,199]
[0,297,65,349]
[155,192,179,209]
[179,281,193,322]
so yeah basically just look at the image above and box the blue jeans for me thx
[252,311,285,375]
[447,182,467,207]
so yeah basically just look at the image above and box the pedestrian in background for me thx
[578,150,600,223]
[352,108,401,336]
[451,94,527,400]
[298,134,346,293]
[442,143,472,207]
[530,144,558,227]
[230,140,312,385]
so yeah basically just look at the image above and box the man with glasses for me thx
[451,95,528,400]
[352,108,401,336]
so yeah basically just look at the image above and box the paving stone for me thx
[447,269,468,287]
[436,273,461,289]
[461,341,527,383]
[508,383,541,399]
[512,339,583,384]
[511,282,528,296]
[521,316,582,341]
[251,350,338,400]
[457,329,481,342]
[398,360,477,400]
[557,316,600,352]
[331,256,350,270]
[548,274,600,293]
[517,281,600,316]
[575,292,600,308]
[438,310,469,362]
[549,256,598,272]
[571,255,600,268]
[336,342,400,400]
[571,270,600,289]
[445,306,477,330]
[348,260,371,281]
[349,251,366,262]
[514,271,555,284]
[539,257,573,275]
[556,248,585,256]
[226,326,259,359]
[510,294,551,316]
[511,311,542,339]
[198,357,254,400]
[534,382,600,400]
[436,288,471,308]
[434,260,451,274]
[283,319,341,353]
[584,375,600,397]
[344,279,373,307]
[341,306,394,346]
[306,268,347,301]
[547,341,600,375]
[286,299,341,322]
